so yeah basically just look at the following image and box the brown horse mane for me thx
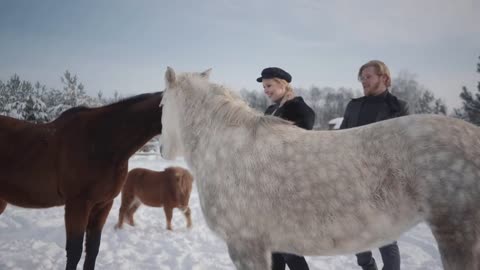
[55,92,162,122]
[107,92,162,109]
[60,106,90,115]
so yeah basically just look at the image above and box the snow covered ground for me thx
[0,156,442,270]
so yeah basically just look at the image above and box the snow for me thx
[0,156,442,269]
[328,117,344,130]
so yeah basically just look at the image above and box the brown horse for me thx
[115,166,194,231]
[0,92,163,270]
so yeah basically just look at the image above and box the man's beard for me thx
[364,81,381,96]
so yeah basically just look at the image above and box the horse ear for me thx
[165,66,176,87]
[200,68,212,79]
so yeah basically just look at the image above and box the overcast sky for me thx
[1,0,479,109]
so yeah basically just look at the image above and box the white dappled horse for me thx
[160,67,480,270]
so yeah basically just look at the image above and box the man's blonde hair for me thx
[358,60,392,87]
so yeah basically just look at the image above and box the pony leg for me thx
[114,208,125,230]
[115,190,135,229]
[83,200,114,270]
[64,200,92,270]
[126,200,140,226]
[182,206,192,228]
[114,199,130,230]
[164,206,173,230]
[226,239,270,270]
[429,215,480,270]
[0,199,7,215]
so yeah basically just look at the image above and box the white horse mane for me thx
[167,68,292,130]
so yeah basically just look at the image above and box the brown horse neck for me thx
[79,92,163,163]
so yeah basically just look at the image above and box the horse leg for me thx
[0,199,7,215]
[164,206,173,230]
[181,206,192,228]
[226,239,270,270]
[64,200,92,270]
[83,200,114,270]
[429,214,480,270]
[126,200,140,226]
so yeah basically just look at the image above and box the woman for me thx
[259,67,315,129]
[257,67,315,270]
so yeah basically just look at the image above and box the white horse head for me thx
[160,67,211,160]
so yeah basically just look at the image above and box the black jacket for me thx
[340,90,409,129]
[264,97,316,130]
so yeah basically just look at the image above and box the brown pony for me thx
[115,166,194,231]
[0,92,163,270]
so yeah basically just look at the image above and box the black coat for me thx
[264,97,316,130]
[340,90,409,129]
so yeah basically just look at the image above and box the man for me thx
[340,60,409,270]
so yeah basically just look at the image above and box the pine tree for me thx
[391,71,447,115]
[61,70,87,107]
[0,75,50,122]
[1,75,31,119]
[414,90,447,115]
[433,99,447,115]
[24,95,49,123]
[453,56,480,125]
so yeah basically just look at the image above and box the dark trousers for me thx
[356,242,400,270]
[272,252,309,270]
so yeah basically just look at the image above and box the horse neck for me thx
[178,89,256,156]
[88,107,161,162]
[115,124,157,160]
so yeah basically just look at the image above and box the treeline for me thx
[2,56,479,128]
[0,71,122,123]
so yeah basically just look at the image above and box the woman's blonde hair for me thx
[272,78,295,105]
[358,60,392,87]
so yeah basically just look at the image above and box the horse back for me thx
[125,167,192,207]
[339,115,480,220]
[0,116,57,164]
